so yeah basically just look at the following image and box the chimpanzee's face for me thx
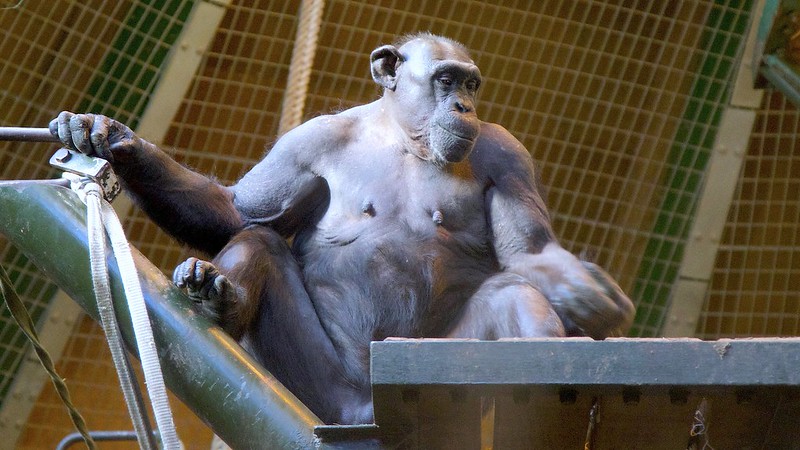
[394,38,482,165]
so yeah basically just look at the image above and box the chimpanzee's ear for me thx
[370,45,403,91]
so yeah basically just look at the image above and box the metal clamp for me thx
[49,149,120,202]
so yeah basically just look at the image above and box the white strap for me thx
[78,179,181,449]
[99,196,181,449]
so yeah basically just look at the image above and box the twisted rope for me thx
[278,0,326,135]
[0,265,96,450]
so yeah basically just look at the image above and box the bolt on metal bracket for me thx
[49,149,120,202]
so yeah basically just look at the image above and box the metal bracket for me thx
[48,148,120,202]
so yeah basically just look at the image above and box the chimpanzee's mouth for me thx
[435,122,476,142]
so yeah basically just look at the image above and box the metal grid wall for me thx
[16,316,212,449]
[698,89,800,338]
[631,1,752,335]
[0,0,793,447]
[0,1,213,448]
[124,0,301,274]
[0,0,130,405]
[305,0,751,336]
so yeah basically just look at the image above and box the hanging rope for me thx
[278,0,326,135]
[0,265,96,450]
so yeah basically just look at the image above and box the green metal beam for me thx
[0,183,322,449]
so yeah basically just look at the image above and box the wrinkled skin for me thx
[51,33,635,425]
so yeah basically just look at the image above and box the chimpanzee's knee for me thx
[450,273,566,339]
[204,225,296,340]
[214,225,290,273]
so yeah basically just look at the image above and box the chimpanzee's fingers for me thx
[172,260,187,288]
[49,115,63,143]
[567,290,620,339]
[68,113,95,155]
[544,264,624,339]
[197,269,219,300]
[89,116,114,162]
[54,111,76,150]
[212,275,228,298]
[581,261,635,328]
[193,260,208,286]
[173,257,199,288]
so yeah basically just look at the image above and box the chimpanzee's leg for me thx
[447,272,566,339]
[173,225,373,424]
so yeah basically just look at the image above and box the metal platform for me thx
[356,338,800,449]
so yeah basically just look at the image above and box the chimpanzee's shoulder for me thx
[472,122,534,168]
[274,113,360,159]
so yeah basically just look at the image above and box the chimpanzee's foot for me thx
[173,257,235,324]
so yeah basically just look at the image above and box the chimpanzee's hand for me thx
[510,244,636,339]
[49,111,142,164]
[575,259,636,337]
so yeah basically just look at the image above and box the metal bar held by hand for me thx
[0,127,58,143]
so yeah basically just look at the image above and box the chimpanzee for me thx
[51,33,635,424]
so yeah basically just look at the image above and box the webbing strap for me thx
[83,183,158,450]
[79,180,181,449]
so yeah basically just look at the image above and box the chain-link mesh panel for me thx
[630,1,753,335]
[16,316,212,449]
[0,0,135,407]
[124,0,301,275]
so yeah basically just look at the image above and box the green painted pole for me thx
[0,183,322,449]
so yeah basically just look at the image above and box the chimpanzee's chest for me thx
[325,153,488,235]
[309,151,494,287]
[401,158,495,260]
[299,153,496,338]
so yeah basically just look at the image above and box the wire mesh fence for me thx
[698,88,800,338]
[0,0,795,447]
[0,0,212,447]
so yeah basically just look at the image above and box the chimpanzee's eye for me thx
[437,74,454,87]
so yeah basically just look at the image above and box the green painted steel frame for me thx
[0,183,323,449]
[754,0,800,106]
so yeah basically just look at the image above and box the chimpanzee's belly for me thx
[295,216,497,341]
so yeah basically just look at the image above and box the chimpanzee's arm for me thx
[120,142,244,255]
[50,112,242,255]
[478,123,635,338]
[229,122,329,237]
[51,111,333,255]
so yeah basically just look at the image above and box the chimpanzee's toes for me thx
[172,257,199,288]
[172,257,234,325]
